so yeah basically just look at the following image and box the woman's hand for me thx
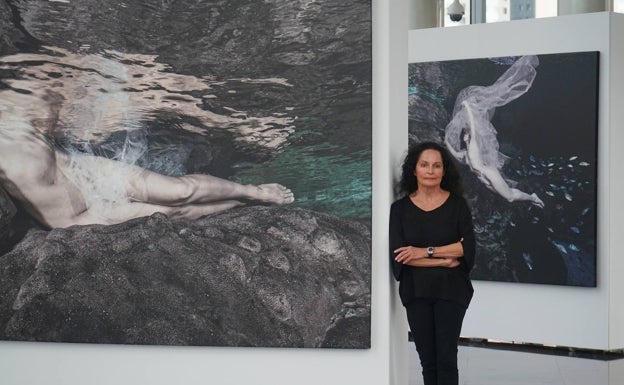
[393,246,426,264]
[443,258,460,268]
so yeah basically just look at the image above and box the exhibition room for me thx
[0,1,622,384]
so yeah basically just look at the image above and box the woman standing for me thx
[389,142,475,385]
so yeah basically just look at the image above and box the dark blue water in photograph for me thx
[408,52,598,287]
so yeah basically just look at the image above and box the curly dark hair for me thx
[396,141,464,197]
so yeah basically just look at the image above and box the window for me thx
[411,0,622,30]
[485,0,556,23]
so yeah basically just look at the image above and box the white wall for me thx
[408,12,623,351]
[383,1,411,385]
[0,1,410,385]
[608,12,624,350]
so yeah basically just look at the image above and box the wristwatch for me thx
[427,246,434,257]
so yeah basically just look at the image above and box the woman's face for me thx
[414,149,444,189]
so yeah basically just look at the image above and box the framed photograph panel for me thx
[408,52,599,287]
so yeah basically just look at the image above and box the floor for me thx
[408,340,624,385]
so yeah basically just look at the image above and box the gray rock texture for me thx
[0,206,370,348]
[0,186,16,239]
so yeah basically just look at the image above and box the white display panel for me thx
[408,12,623,351]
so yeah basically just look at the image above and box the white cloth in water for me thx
[444,55,539,175]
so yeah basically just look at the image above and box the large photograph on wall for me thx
[0,0,371,347]
[408,51,598,287]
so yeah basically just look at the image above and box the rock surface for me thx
[0,206,370,348]
[0,186,16,239]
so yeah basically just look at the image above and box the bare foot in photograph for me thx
[252,184,295,204]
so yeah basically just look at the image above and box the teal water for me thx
[232,143,371,220]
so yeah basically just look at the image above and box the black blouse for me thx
[389,193,475,307]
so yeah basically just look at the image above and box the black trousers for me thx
[405,298,467,385]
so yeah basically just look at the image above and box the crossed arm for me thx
[388,197,475,280]
[393,241,463,268]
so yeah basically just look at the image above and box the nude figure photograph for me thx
[0,0,372,348]
[408,51,598,287]
[0,53,294,229]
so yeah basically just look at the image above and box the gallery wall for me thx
[608,12,624,349]
[408,12,624,351]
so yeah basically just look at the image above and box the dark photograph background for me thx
[408,51,598,287]
[0,0,371,348]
